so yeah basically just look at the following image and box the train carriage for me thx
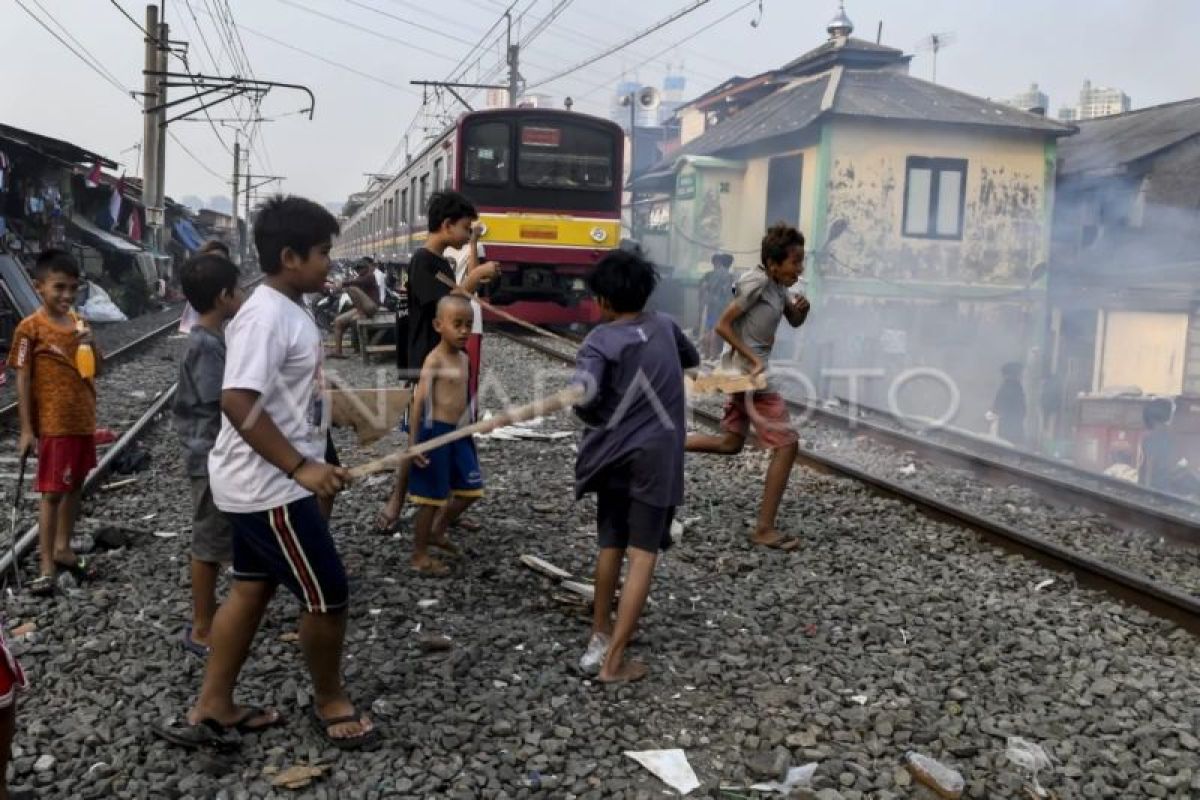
[335,107,624,325]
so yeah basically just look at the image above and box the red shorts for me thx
[721,391,798,450]
[36,434,97,493]
[0,630,27,709]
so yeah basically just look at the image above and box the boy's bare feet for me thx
[411,555,450,576]
[750,529,800,551]
[598,659,648,684]
[429,535,462,558]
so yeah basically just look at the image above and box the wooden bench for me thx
[356,313,396,364]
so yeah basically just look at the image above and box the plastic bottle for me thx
[72,314,95,379]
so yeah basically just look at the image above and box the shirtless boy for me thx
[406,295,485,575]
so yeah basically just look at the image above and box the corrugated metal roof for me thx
[664,76,830,164]
[833,70,1071,134]
[1057,98,1200,176]
[651,69,1070,172]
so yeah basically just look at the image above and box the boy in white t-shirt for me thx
[157,196,378,752]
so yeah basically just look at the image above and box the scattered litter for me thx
[418,633,453,652]
[279,632,300,643]
[139,513,157,521]
[899,463,917,476]
[804,623,819,638]
[519,554,572,580]
[10,622,36,639]
[905,752,964,799]
[624,749,701,795]
[268,763,326,790]
[850,694,868,705]
[1006,737,1052,797]
[560,580,595,602]
[1033,579,1055,592]
[417,599,438,609]
[100,477,138,492]
[129,390,148,400]
[368,608,382,616]
[749,762,818,794]
[670,519,684,544]
[152,531,178,539]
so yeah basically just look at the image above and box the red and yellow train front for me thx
[455,109,624,325]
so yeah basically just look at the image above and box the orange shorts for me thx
[36,434,97,493]
[721,391,798,450]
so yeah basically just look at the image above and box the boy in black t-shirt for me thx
[374,191,499,534]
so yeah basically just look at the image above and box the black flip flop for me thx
[307,704,380,751]
[230,706,285,734]
[152,718,241,751]
[27,575,54,597]
[180,625,210,659]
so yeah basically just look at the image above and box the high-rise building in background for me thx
[1057,79,1131,121]
[659,70,686,125]
[1002,83,1049,113]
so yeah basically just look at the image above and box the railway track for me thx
[0,279,263,585]
[492,325,1200,635]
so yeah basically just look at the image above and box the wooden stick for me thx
[686,372,767,395]
[348,385,585,479]
[435,272,580,349]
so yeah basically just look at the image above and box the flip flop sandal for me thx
[371,514,402,536]
[451,518,481,532]
[152,718,241,751]
[28,575,54,597]
[180,626,210,659]
[307,704,380,751]
[55,556,99,581]
[230,706,285,734]
[429,538,463,559]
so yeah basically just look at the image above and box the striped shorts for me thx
[228,495,348,613]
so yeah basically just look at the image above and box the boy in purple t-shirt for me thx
[571,249,699,683]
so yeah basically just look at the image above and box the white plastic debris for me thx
[905,752,964,799]
[79,282,127,323]
[1006,737,1052,797]
[624,749,701,795]
[417,599,438,608]
[850,694,868,705]
[152,531,178,539]
[749,762,818,794]
[1033,579,1055,592]
[899,463,917,476]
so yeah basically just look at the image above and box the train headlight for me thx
[590,226,608,243]
[476,222,488,237]
[571,278,586,292]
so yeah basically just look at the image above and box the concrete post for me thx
[140,4,159,245]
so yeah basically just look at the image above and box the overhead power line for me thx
[339,0,479,48]
[16,0,130,95]
[525,0,713,90]
[277,0,460,63]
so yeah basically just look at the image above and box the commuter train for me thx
[334,107,624,325]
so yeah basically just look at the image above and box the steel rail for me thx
[492,325,1200,635]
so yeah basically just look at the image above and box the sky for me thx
[3,0,1198,211]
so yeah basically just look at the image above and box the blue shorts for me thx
[228,495,348,613]
[408,420,484,507]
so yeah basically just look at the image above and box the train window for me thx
[517,122,613,191]
[433,158,443,193]
[401,188,408,223]
[420,174,429,212]
[464,121,511,186]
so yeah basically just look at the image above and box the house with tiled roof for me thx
[636,3,1074,431]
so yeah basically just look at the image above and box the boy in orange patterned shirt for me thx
[9,250,102,596]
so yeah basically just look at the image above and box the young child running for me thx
[174,253,245,657]
[686,222,810,551]
[158,196,376,751]
[9,249,101,596]
[572,249,699,683]
[406,294,485,576]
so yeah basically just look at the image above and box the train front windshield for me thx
[462,115,621,213]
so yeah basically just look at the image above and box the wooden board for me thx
[686,371,766,395]
[327,387,411,446]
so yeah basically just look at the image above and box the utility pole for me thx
[155,17,169,234]
[231,134,240,264]
[506,11,519,107]
[244,155,251,265]
[141,3,159,246]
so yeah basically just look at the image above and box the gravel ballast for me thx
[0,332,1197,798]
